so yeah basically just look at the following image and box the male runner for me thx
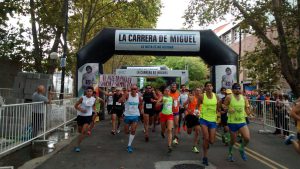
[224,83,251,161]
[74,86,96,152]
[285,98,300,155]
[143,85,157,142]
[179,85,189,133]
[198,82,221,166]
[111,87,124,135]
[184,89,201,153]
[169,83,180,145]
[118,85,143,153]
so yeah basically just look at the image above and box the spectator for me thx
[256,91,265,117]
[32,85,52,137]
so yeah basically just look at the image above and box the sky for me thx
[156,0,191,29]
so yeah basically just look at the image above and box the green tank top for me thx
[228,95,246,124]
[95,97,101,112]
[162,96,173,115]
[200,93,217,122]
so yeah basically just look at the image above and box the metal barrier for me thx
[0,98,78,157]
[249,100,296,135]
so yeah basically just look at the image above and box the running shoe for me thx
[167,146,172,154]
[111,130,116,135]
[117,129,121,134]
[172,138,179,145]
[161,132,165,139]
[74,147,80,152]
[127,146,133,153]
[228,154,234,162]
[145,136,149,142]
[284,134,295,145]
[239,149,247,161]
[192,146,199,153]
[202,157,209,166]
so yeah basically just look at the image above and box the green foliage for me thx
[184,0,300,97]
[188,80,204,90]
[150,56,209,81]
[145,77,166,89]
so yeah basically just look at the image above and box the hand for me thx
[228,107,235,113]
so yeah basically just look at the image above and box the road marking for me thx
[215,134,288,169]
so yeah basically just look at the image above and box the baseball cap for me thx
[226,89,232,94]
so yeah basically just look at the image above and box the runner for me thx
[198,82,221,166]
[169,83,180,145]
[184,89,201,153]
[88,91,104,135]
[153,87,163,132]
[157,86,174,153]
[179,85,189,133]
[142,85,157,142]
[224,83,251,162]
[118,85,143,153]
[74,86,96,152]
[111,87,124,135]
[220,89,232,145]
[284,98,300,155]
[106,88,114,115]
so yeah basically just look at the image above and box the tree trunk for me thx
[29,0,42,73]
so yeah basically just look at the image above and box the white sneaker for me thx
[117,129,121,134]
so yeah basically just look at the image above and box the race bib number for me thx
[174,100,178,107]
[167,103,172,110]
[116,102,122,106]
[146,104,152,109]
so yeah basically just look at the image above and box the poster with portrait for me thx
[215,65,237,94]
[77,63,99,96]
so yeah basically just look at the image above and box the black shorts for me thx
[297,133,300,140]
[76,115,92,126]
[179,108,185,114]
[185,114,200,128]
[144,108,155,117]
[112,109,123,118]
[245,117,250,124]
[107,105,113,114]
[221,114,228,126]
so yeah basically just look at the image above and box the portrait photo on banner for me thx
[215,65,237,94]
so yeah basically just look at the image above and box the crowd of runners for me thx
[73,81,268,166]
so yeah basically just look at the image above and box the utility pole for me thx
[60,0,68,99]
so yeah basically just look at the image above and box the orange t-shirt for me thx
[187,97,198,115]
[169,91,180,113]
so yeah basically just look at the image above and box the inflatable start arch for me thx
[76,28,238,96]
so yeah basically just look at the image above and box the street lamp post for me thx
[59,0,69,100]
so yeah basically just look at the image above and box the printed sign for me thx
[77,63,99,96]
[115,30,200,52]
[99,74,137,88]
[215,65,237,94]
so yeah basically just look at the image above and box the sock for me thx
[240,140,245,151]
[229,145,233,155]
[128,134,135,146]
[225,132,230,142]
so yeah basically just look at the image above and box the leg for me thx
[173,115,179,143]
[76,123,89,148]
[127,121,138,153]
[111,113,116,134]
[238,125,250,161]
[201,125,209,158]
[194,125,200,147]
[167,119,174,147]
[143,113,150,141]
[161,121,166,138]
[228,130,237,161]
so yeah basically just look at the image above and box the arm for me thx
[223,95,231,112]
[118,92,128,103]
[74,97,86,113]
[216,95,221,113]
[290,104,300,121]
[139,96,144,114]
[244,96,251,116]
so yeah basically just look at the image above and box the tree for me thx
[184,0,300,97]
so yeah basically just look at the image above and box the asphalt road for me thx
[33,119,299,169]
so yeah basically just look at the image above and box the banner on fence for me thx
[99,74,137,88]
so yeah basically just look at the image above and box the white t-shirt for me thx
[82,72,95,89]
[77,96,96,116]
[179,93,189,107]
